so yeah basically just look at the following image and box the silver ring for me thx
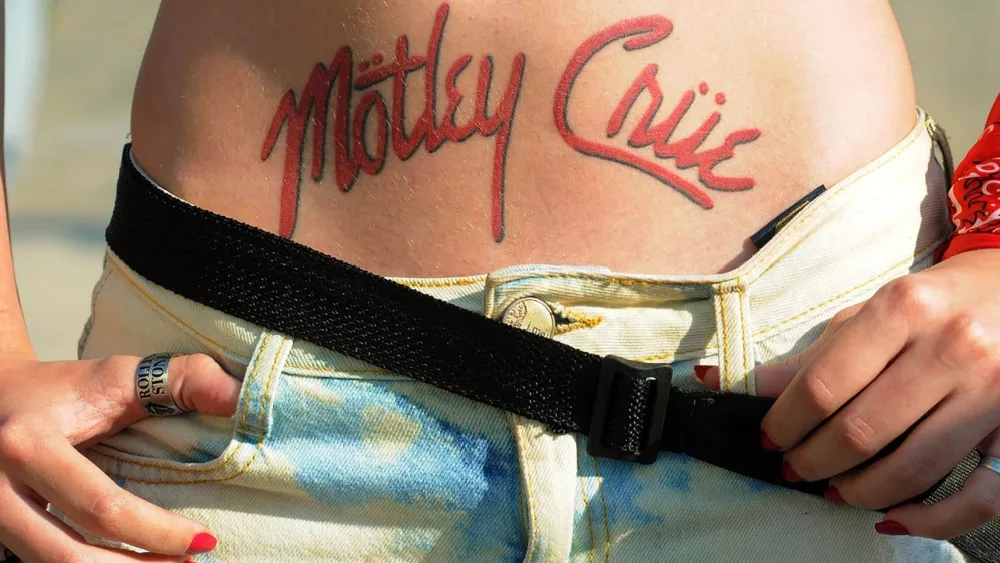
[135,353,186,416]
[979,452,1000,476]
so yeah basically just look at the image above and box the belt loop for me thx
[712,278,756,394]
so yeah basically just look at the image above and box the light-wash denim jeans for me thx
[73,110,975,562]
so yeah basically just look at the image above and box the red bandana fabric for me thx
[939,93,1000,260]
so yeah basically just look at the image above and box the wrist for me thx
[0,304,36,360]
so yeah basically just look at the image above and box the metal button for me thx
[501,297,556,338]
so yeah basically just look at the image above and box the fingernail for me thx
[693,365,711,384]
[187,532,218,554]
[761,429,780,451]
[875,520,910,536]
[781,460,801,482]
[823,486,844,504]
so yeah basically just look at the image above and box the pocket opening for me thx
[88,332,292,485]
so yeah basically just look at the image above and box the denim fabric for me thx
[73,109,977,562]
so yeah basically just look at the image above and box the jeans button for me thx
[500,297,555,338]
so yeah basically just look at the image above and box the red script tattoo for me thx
[261,3,526,240]
[554,17,761,208]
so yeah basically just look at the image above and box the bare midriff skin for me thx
[131,0,916,277]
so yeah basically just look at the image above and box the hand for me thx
[0,353,240,562]
[697,249,1000,540]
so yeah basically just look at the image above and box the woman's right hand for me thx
[0,353,241,562]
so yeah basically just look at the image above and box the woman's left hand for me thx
[698,248,1000,540]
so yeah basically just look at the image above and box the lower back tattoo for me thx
[261,3,761,241]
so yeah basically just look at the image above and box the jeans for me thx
[73,109,973,562]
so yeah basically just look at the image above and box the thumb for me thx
[694,354,803,397]
[93,353,241,430]
[165,354,242,417]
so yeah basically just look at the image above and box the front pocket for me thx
[261,368,528,561]
[87,332,292,485]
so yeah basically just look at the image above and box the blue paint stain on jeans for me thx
[271,376,524,560]
[579,440,664,526]
[746,477,782,493]
[658,453,696,493]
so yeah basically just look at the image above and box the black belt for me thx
[107,145,1000,561]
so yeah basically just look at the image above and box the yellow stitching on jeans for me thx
[109,256,245,359]
[91,333,272,473]
[104,336,285,485]
[554,308,604,336]
[89,261,115,312]
[80,262,117,357]
[555,322,597,336]
[396,277,485,288]
[517,484,529,552]
[517,424,540,562]
[591,457,612,563]
[286,366,392,377]
[713,285,743,295]
[739,283,751,394]
[718,291,732,392]
[555,316,604,336]
[637,348,708,362]
[638,351,676,362]
[577,454,596,563]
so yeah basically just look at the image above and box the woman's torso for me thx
[130,0,916,277]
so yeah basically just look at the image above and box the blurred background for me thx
[4,0,1000,360]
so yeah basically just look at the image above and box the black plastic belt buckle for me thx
[586,356,673,464]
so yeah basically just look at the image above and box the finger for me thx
[83,353,240,436]
[0,477,189,563]
[878,429,1000,540]
[0,425,216,556]
[831,392,999,511]
[879,466,1000,540]
[752,357,801,397]
[785,347,952,481]
[695,358,799,395]
[763,295,910,450]
[695,303,861,394]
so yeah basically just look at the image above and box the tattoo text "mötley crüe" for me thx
[262,4,760,241]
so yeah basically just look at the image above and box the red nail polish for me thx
[781,460,801,482]
[187,533,218,554]
[875,520,910,536]
[693,365,711,383]
[823,486,844,504]
[761,429,779,451]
